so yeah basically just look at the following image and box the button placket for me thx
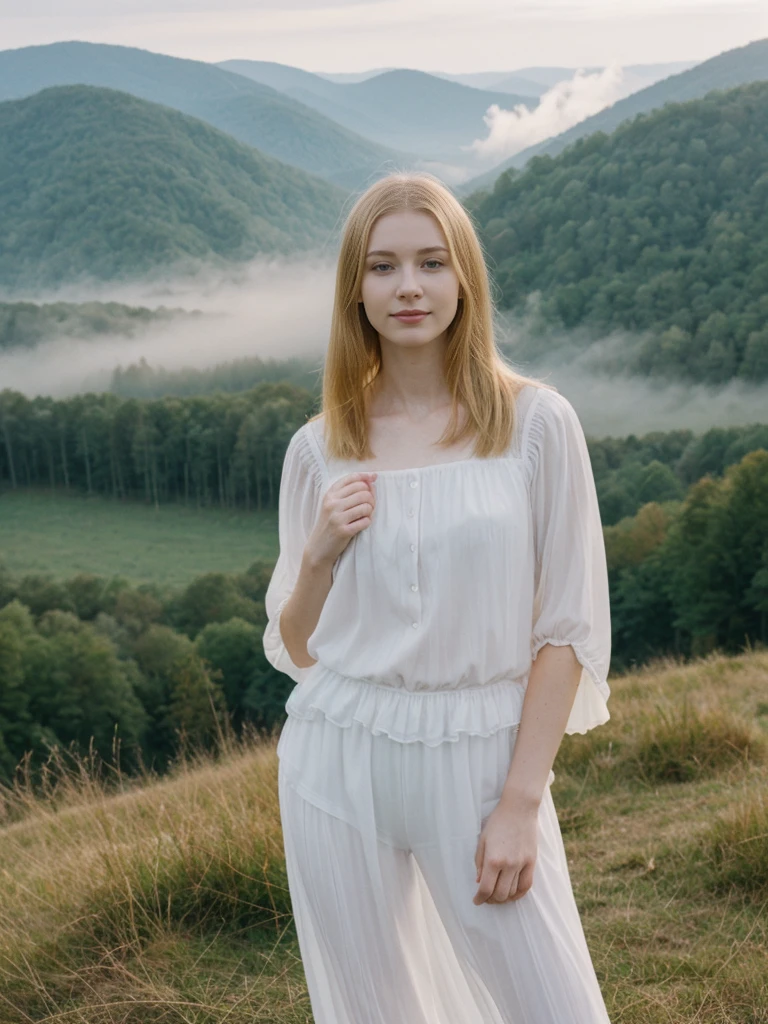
[407,475,421,628]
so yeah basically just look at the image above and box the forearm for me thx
[279,549,335,669]
[500,643,582,810]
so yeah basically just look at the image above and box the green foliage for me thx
[471,81,768,383]
[0,381,316,511]
[0,39,400,187]
[0,84,346,289]
[0,554,289,783]
[0,300,195,351]
[110,353,324,399]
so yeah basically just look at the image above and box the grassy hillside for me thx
[0,85,346,289]
[0,41,406,189]
[0,648,766,1021]
[463,37,768,193]
[218,64,537,160]
[467,81,768,384]
[0,490,278,586]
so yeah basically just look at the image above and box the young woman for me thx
[263,171,613,1023]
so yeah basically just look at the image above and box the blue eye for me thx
[370,260,443,272]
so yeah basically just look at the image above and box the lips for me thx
[392,311,430,322]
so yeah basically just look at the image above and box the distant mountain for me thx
[0,85,347,291]
[314,68,396,83]
[466,80,768,384]
[217,60,343,102]
[0,41,407,189]
[461,39,768,194]
[313,62,696,95]
[433,62,696,96]
[428,71,547,96]
[509,62,696,89]
[217,63,537,162]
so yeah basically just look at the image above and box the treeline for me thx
[110,354,323,400]
[0,301,197,351]
[469,81,768,384]
[0,383,316,511]
[2,383,767,523]
[0,559,289,784]
[1,444,766,783]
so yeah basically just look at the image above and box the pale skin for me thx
[279,208,582,906]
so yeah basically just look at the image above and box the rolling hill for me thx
[462,38,768,193]
[0,85,347,290]
[467,80,768,384]
[0,41,407,189]
[218,63,537,161]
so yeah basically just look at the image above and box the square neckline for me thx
[306,383,538,479]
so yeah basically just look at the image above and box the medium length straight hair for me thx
[314,171,551,461]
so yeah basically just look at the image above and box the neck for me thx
[368,334,452,418]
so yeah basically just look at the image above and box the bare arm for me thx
[278,549,335,670]
[499,642,582,812]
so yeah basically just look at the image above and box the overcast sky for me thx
[1,0,766,72]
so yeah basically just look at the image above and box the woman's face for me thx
[358,209,461,350]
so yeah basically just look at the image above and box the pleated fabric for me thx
[277,713,613,1024]
[263,382,612,739]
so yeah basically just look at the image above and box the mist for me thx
[467,63,626,161]
[2,259,767,441]
[502,323,768,438]
[0,256,337,398]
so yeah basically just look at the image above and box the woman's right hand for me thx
[304,472,377,568]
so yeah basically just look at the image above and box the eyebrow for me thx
[365,246,449,258]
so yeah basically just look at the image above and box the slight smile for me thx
[392,311,430,323]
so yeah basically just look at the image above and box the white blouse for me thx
[263,382,612,745]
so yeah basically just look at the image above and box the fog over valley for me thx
[2,258,767,442]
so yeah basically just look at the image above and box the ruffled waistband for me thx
[283,664,530,747]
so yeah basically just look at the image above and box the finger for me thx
[332,472,378,495]
[344,500,374,522]
[473,864,500,905]
[492,867,520,904]
[508,863,535,901]
[474,836,485,882]
[337,488,376,512]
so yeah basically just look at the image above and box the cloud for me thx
[466,62,625,162]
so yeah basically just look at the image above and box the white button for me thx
[410,480,418,488]
[409,544,416,552]
[412,622,419,629]
[407,508,415,517]
[410,584,418,592]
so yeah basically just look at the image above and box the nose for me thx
[396,265,423,300]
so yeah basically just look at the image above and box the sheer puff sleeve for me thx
[526,388,612,734]
[262,426,324,684]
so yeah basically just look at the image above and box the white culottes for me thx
[277,711,612,1024]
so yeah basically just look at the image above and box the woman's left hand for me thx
[473,797,539,904]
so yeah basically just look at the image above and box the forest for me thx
[2,381,767,525]
[0,85,345,289]
[0,437,765,786]
[468,80,768,383]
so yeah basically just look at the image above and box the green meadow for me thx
[0,649,766,1022]
[0,489,278,586]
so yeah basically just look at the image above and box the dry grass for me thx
[0,647,766,1022]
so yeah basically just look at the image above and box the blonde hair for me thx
[313,171,551,461]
